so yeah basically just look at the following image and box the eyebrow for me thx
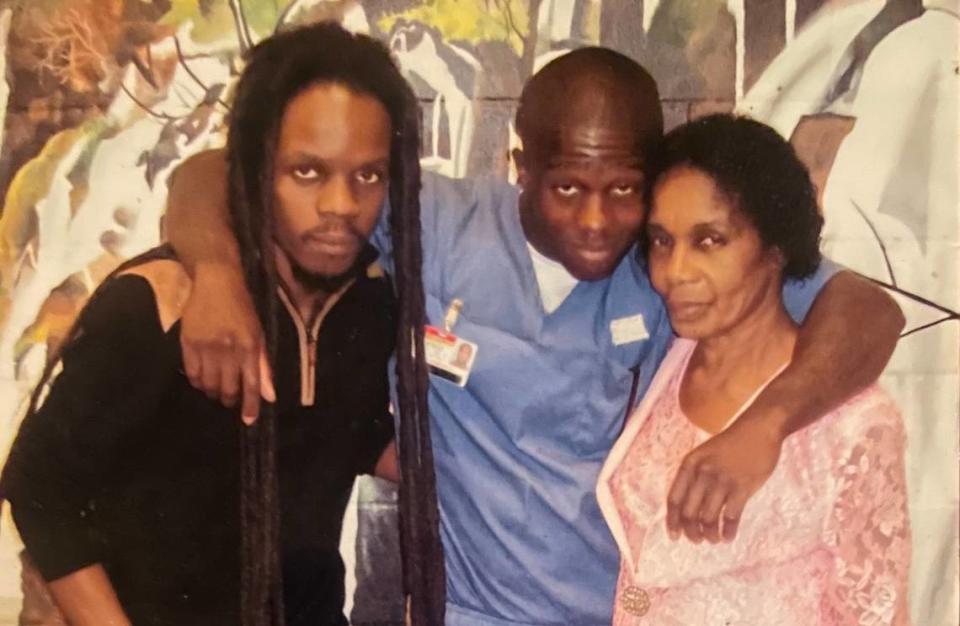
[280,152,390,169]
[689,220,730,230]
[646,219,732,233]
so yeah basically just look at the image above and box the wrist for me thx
[734,403,790,446]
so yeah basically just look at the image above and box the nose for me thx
[576,192,606,235]
[664,244,696,286]
[316,174,359,218]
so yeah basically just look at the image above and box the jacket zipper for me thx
[277,283,354,407]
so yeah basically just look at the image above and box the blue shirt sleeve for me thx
[371,171,445,279]
[782,257,844,322]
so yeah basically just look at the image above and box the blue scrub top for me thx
[375,172,838,625]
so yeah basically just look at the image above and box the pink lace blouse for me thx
[597,339,911,625]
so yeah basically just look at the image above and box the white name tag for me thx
[610,314,649,346]
[424,325,477,387]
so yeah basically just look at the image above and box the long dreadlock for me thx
[226,22,445,625]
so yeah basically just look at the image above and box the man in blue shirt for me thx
[166,47,902,625]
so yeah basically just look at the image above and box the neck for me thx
[273,247,330,326]
[694,287,797,379]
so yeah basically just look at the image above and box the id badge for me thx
[424,325,477,387]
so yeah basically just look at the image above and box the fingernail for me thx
[242,414,256,426]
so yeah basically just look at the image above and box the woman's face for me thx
[647,166,782,340]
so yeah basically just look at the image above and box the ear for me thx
[768,246,787,271]
[512,148,528,188]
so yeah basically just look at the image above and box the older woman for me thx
[597,115,910,625]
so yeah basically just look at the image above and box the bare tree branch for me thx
[118,81,178,121]
[851,200,898,287]
[174,36,231,110]
[899,316,959,338]
[521,0,543,75]
[275,0,301,33]
[492,0,526,49]
[227,0,255,53]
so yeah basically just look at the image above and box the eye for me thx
[648,233,671,248]
[356,169,385,185]
[291,165,320,182]
[610,184,637,197]
[698,234,725,248]
[553,183,579,198]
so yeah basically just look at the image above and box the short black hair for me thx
[228,22,444,625]
[646,114,823,279]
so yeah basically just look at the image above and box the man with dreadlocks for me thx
[166,47,903,625]
[1,23,444,626]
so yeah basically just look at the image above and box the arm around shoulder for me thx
[165,148,238,272]
[663,270,904,543]
[757,269,904,440]
[164,148,272,418]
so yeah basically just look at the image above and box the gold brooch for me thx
[621,586,651,616]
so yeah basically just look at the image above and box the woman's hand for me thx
[181,262,275,424]
[665,417,784,543]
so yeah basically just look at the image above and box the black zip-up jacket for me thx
[1,254,396,625]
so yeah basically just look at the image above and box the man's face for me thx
[517,123,647,281]
[273,83,391,286]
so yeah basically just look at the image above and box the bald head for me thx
[513,48,664,282]
[516,47,663,162]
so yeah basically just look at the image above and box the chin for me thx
[565,258,620,281]
[668,318,717,340]
[298,250,358,277]
[308,259,355,276]
[290,253,361,288]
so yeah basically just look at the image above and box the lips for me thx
[667,300,710,322]
[573,243,615,263]
[303,231,357,256]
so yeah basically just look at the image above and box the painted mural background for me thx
[0,1,956,624]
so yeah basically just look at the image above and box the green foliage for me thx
[161,0,232,43]
[379,0,530,53]
[243,0,292,37]
[161,0,293,44]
